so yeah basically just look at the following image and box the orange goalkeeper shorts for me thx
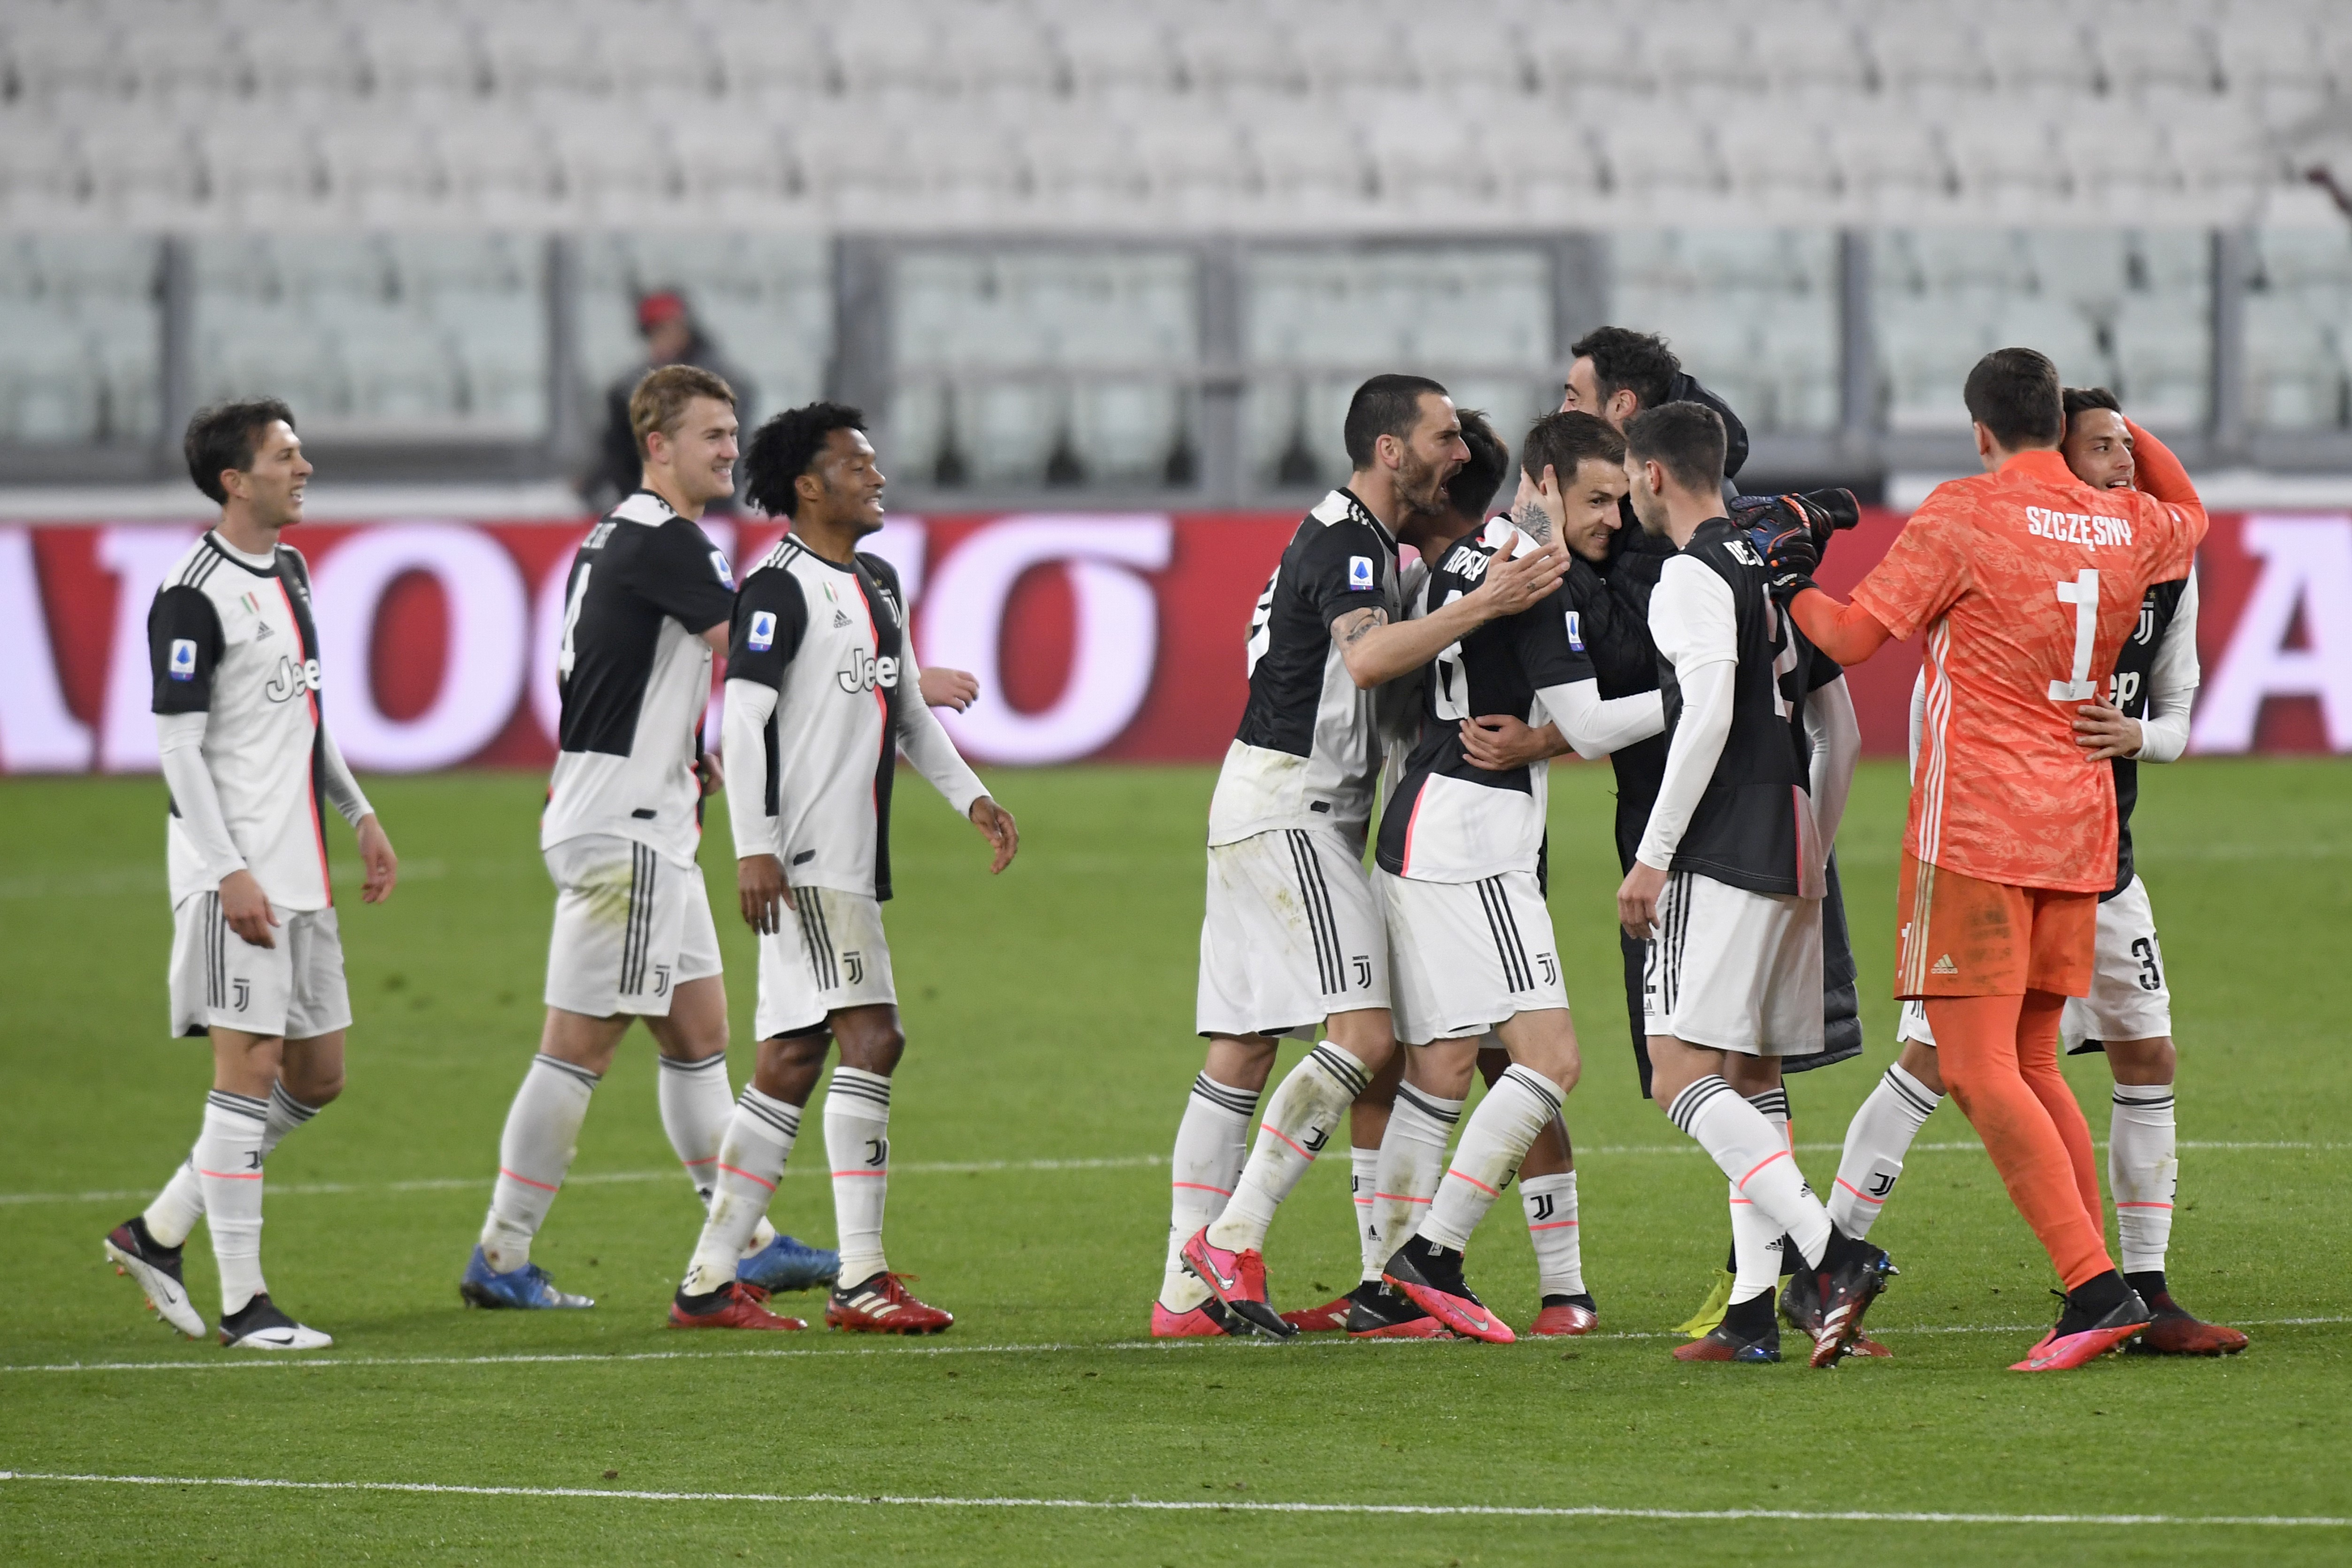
[1895,853,2096,1000]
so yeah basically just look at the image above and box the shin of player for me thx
[1166,379,1571,1340]
[104,401,399,1351]
[672,403,1017,1335]
[1775,350,2208,1369]
[1612,400,1889,1369]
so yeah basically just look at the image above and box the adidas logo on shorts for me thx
[1932,955,1959,975]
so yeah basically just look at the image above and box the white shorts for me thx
[169,894,351,1040]
[756,885,897,1040]
[1641,870,1823,1057]
[1380,869,1567,1045]
[543,835,722,1019]
[1196,827,1389,1040]
[1898,876,2172,1052]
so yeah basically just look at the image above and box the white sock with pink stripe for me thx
[1207,1044,1371,1254]
[1160,1072,1256,1313]
[1666,1075,1831,1270]
[681,1087,801,1296]
[1374,1084,1461,1262]
[1420,1066,1563,1253]
[659,1052,781,1258]
[2110,1082,2177,1274]
[1730,1087,1793,1304]
[824,1067,893,1287]
[1350,1145,1383,1285]
[145,1081,322,1249]
[194,1090,269,1316]
[1518,1170,1584,1297]
[478,1053,599,1274]
[1826,1063,1940,1241]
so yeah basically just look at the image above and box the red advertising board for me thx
[0,508,2345,773]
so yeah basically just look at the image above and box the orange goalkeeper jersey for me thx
[1850,448,2205,892]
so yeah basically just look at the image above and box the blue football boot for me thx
[459,1245,595,1309]
[735,1233,840,1294]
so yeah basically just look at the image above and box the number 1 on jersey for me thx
[2048,567,2100,702]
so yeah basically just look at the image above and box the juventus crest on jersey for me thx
[727,534,986,902]
[541,490,737,865]
[148,532,334,911]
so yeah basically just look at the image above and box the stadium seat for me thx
[2111,291,2212,427]
[0,307,103,444]
[2243,292,2345,429]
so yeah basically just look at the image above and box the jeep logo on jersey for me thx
[168,638,198,680]
[837,650,900,695]
[746,610,778,652]
[1348,555,1374,589]
[263,655,323,704]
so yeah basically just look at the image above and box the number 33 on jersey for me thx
[1847,449,2204,894]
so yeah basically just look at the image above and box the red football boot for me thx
[670,1281,806,1331]
[2011,1292,2152,1371]
[1527,1294,1598,1337]
[1381,1240,1513,1345]
[1280,1293,1356,1333]
[1178,1226,1295,1338]
[1344,1284,1456,1340]
[2128,1291,2248,1356]
[827,1272,954,1334]
[1150,1300,1232,1338]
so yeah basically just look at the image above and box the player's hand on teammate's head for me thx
[737,853,793,933]
[697,752,725,797]
[969,797,1018,874]
[1459,714,1554,771]
[355,814,398,904]
[920,665,981,712]
[2071,694,2145,762]
[218,868,279,949]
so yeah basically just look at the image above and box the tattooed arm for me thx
[1331,531,1571,688]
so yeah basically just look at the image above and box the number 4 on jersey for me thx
[2048,567,2100,702]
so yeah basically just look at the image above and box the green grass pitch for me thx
[2,758,2350,1565]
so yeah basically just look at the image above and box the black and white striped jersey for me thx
[540,490,737,866]
[1375,520,1596,883]
[147,532,335,911]
[1208,488,1403,848]
[724,534,986,903]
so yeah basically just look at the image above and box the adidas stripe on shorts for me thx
[1196,826,1389,1040]
[1641,869,1825,1058]
[1379,868,1566,1045]
[543,834,722,1019]
[168,894,351,1040]
[1896,873,2172,1054]
[755,885,896,1040]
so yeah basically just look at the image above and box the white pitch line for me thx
[5,1316,2341,1377]
[0,1155,1171,1208]
[0,1471,2342,1529]
[4,1139,2337,1209]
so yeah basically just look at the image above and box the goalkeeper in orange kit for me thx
[1762,348,2206,1370]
